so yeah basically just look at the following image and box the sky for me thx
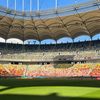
[0,0,91,11]
[0,0,100,44]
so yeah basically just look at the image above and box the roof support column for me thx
[7,0,9,9]
[90,36,92,41]
[89,36,92,49]
[22,41,25,53]
[15,0,17,11]
[69,38,74,50]
[55,0,58,9]
[5,39,8,55]
[55,40,57,50]
[33,41,36,45]
[37,0,40,11]
[30,0,32,12]
[72,38,74,43]
[38,41,41,51]
[22,0,24,12]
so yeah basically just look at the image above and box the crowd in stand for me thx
[0,64,100,78]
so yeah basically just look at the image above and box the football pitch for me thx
[0,79,100,100]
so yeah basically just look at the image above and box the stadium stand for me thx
[0,64,100,78]
[0,40,99,61]
[0,0,100,79]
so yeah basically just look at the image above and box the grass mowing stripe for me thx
[82,90,100,98]
[0,79,100,100]
[0,86,100,98]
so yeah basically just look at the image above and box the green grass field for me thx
[0,79,100,100]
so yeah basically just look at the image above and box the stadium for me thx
[0,0,100,100]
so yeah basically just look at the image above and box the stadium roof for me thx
[0,0,100,41]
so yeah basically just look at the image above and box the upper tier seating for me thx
[0,40,99,61]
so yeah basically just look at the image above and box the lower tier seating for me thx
[0,64,100,77]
